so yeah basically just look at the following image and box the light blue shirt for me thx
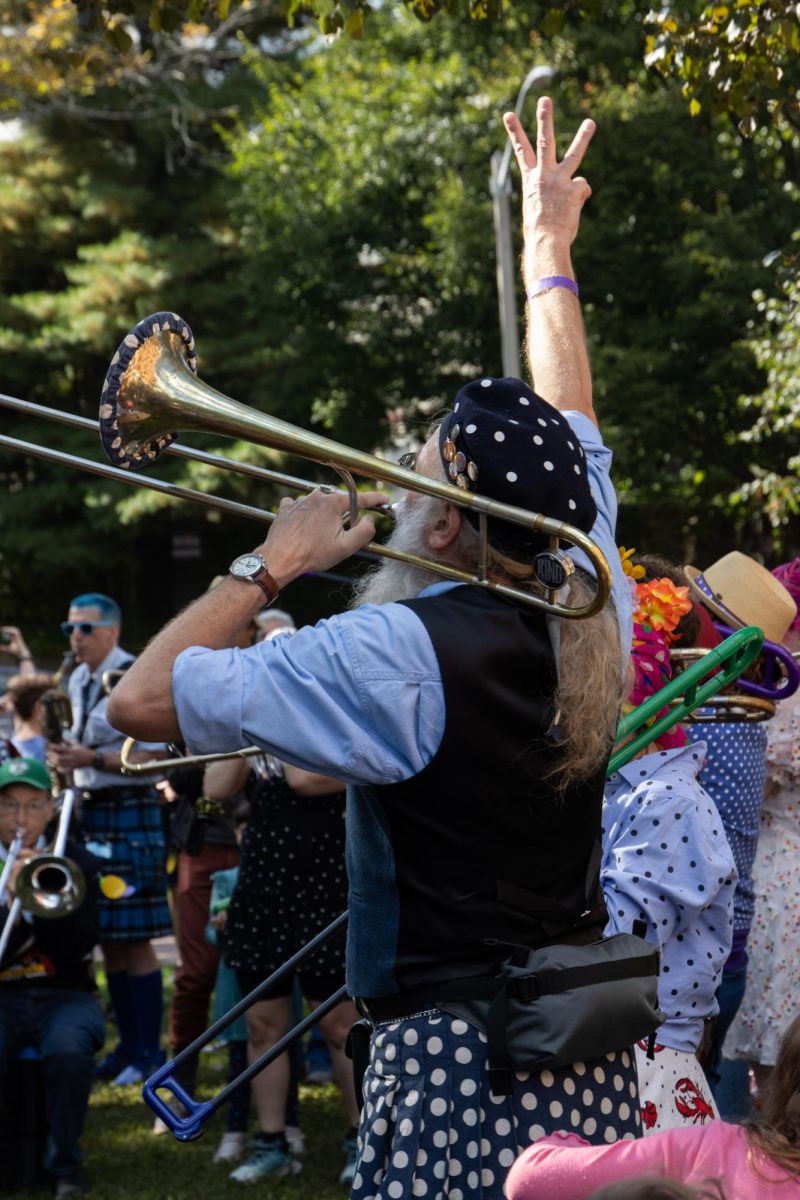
[602,743,737,1053]
[69,645,164,789]
[173,410,630,778]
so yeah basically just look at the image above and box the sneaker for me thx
[229,1139,303,1184]
[285,1125,305,1156]
[339,1129,359,1187]
[94,1045,130,1080]
[110,1063,144,1087]
[214,1132,248,1162]
[55,1177,88,1198]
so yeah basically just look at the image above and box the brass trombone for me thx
[92,313,611,618]
[145,625,764,1141]
[0,310,613,615]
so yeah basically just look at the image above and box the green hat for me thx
[0,757,52,794]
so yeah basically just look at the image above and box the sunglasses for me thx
[61,621,114,637]
[397,452,417,472]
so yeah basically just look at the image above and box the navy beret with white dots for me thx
[438,377,597,557]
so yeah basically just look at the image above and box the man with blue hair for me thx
[50,593,170,1087]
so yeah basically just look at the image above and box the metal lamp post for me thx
[490,65,555,379]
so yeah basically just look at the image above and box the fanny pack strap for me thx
[484,944,660,1097]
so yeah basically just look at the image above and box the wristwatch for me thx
[228,552,280,605]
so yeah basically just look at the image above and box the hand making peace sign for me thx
[503,97,596,253]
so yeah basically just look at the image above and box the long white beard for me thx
[348,496,443,609]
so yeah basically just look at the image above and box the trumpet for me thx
[41,650,77,793]
[145,625,764,1142]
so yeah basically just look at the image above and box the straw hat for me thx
[685,551,798,645]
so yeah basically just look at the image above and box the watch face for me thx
[231,554,263,579]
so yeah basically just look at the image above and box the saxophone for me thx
[41,650,77,794]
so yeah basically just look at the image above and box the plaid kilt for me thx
[80,785,172,942]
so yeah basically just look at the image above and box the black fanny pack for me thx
[438,928,661,1095]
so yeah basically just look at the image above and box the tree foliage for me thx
[646,2,800,135]
[7,0,798,136]
[735,267,800,532]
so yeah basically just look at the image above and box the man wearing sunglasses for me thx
[50,594,170,1089]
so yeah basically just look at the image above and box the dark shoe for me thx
[94,1045,130,1080]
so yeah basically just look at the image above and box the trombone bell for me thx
[14,854,86,918]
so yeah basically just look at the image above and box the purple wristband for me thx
[527,275,579,300]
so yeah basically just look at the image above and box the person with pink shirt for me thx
[505,1013,800,1199]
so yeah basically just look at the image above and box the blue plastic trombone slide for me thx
[141,910,348,1139]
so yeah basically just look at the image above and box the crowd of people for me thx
[0,97,799,1200]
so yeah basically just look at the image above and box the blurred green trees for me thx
[0,3,797,652]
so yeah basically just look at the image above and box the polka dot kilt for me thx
[351,1011,641,1200]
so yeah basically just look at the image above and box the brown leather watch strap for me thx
[253,566,280,606]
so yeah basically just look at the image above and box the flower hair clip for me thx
[634,577,692,638]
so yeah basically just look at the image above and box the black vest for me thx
[364,586,608,994]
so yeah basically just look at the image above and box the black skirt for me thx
[225,773,348,981]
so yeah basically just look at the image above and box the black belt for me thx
[355,978,499,1027]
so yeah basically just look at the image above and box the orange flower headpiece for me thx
[634,577,692,640]
[623,567,694,752]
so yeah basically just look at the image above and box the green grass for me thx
[7,967,351,1199]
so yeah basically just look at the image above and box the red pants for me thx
[168,843,240,1054]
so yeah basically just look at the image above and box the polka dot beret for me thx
[438,377,597,557]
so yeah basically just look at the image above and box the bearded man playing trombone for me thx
[111,99,639,1195]
[0,758,104,1199]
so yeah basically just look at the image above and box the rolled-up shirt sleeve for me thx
[172,600,445,787]
[563,410,632,665]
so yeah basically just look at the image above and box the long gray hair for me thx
[350,490,623,790]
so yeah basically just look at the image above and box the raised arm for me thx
[503,98,596,424]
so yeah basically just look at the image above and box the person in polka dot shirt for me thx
[111,99,639,1198]
[602,558,736,1135]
